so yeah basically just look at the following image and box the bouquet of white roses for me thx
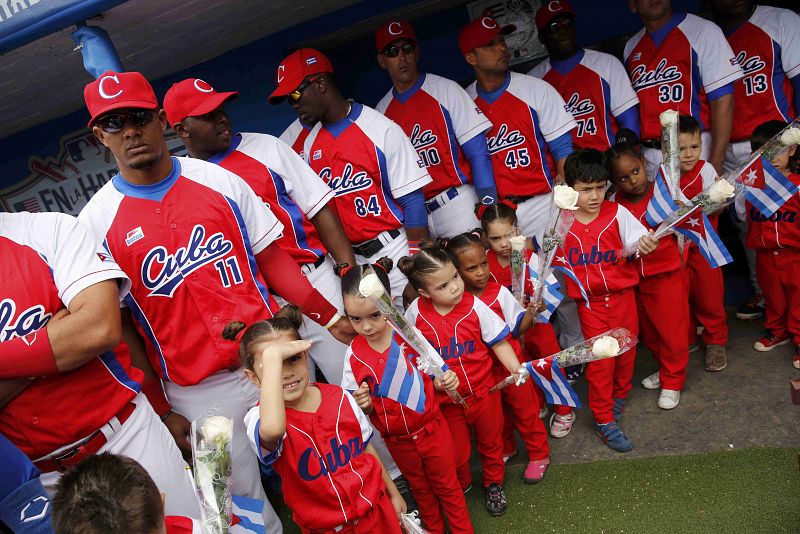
[659,109,681,197]
[191,416,233,534]
[509,235,527,304]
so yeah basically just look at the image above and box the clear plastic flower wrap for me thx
[531,185,578,307]
[509,235,527,303]
[400,510,428,533]
[191,416,233,534]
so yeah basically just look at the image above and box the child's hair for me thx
[480,203,517,234]
[444,230,483,267]
[605,132,643,164]
[52,453,163,534]
[337,257,393,298]
[222,305,303,372]
[678,114,701,136]
[750,120,787,152]
[397,243,454,290]
[564,149,609,186]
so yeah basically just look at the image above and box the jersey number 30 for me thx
[355,195,382,217]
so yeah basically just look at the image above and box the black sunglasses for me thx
[288,75,324,104]
[96,109,157,133]
[382,42,416,58]
[547,17,574,33]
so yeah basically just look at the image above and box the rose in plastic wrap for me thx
[592,336,621,358]
[553,184,579,210]
[707,179,736,205]
[779,127,800,147]
[358,272,385,299]
[659,109,678,127]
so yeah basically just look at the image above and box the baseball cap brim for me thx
[87,100,159,128]
[180,91,238,123]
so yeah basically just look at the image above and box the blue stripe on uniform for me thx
[376,147,405,224]
[528,106,553,187]
[124,293,171,382]
[272,170,323,257]
[441,105,469,185]
[223,196,272,310]
[99,350,142,394]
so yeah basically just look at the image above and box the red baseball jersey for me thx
[745,172,800,250]
[466,72,576,197]
[404,292,509,400]
[244,383,384,531]
[530,49,639,151]
[376,73,492,199]
[559,201,647,300]
[341,331,439,437]
[0,212,138,459]
[612,186,682,277]
[679,160,720,233]
[209,132,333,265]
[279,118,313,157]
[476,281,525,364]
[78,157,284,387]
[725,6,800,141]
[303,102,432,244]
[624,13,742,141]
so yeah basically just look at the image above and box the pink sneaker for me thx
[522,458,550,484]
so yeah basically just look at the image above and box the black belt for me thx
[505,194,535,205]
[304,255,326,270]
[641,139,662,149]
[353,229,401,258]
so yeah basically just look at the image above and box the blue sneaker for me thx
[595,422,633,452]
[612,397,625,421]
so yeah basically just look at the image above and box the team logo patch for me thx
[97,252,114,263]
[631,52,641,61]
[564,93,596,117]
[410,124,438,151]
[319,163,373,196]
[313,149,322,160]
[0,301,52,342]
[21,496,50,523]
[126,227,145,246]
[731,51,765,75]
[306,57,318,66]
[487,124,526,155]
[630,58,682,91]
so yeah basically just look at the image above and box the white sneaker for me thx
[641,371,660,390]
[549,411,576,438]
[658,389,680,410]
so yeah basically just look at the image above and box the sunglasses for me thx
[95,109,157,133]
[287,75,323,104]
[547,17,574,33]
[382,42,416,58]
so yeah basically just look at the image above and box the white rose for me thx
[508,235,527,252]
[553,184,579,210]
[659,109,678,128]
[708,179,736,204]
[592,336,621,358]
[358,273,385,299]
[202,416,232,444]
[779,127,800,147]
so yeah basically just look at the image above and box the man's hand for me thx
[328,316,356,345]
[353,381,373,413]
[434,369,459,392]
[162,411,193,461]
[637,230,659,256]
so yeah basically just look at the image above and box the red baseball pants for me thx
[685,246,728,346]
[756,248,800,345]
[522,323,572,416]
[493,366,550,461]
[303,488,402,534]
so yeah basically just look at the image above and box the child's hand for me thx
[353,381,373,412]
[637,231,659,256]
[526,297,546,316]
[513,365,530,386]
[260,339,313,363]
[435,370,459,392]
[390,489,408,519]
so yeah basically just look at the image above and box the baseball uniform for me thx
[341,332,473,534]
[303,102,432,301]
[529,48,639,151]
[376,72,494,238]
[0,212,198,518]
[560,201,646,424]
[405,292,508,489]
[0,433,53,533]
[244,383,402,533]
[279,118,314,158]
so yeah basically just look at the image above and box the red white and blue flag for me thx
[674,211,733,268]
[377,337,427,413]
[738,155,799,218]
[645,167,677,227]
[527,265,563,321]
[552,247,591,308]
[524,356,581,408]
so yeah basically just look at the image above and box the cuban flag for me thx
[674,211,733,268]
[528,265,563,322]
[377,338,427,413]
[645,167,679,227]
[738,155,799,218]
[231,495,267,533]
[552,248,591,308]
[524,357,581,408]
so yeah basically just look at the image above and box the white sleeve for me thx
[219,166,285,255]
[527,59,550,79]
[436,78,492,145]
[495,285,526,332]
[473,298,511,347]
[344,390,374,444]
[778,9,800,78]
[271,136,335,218]
[602,54,640,117]
[244,405,285,466]
[278,119,303,147]
[384,121,433,198]
[523,76,577,142]
[616,204,648,250]
[341,347,359,391]
[375,89,393,114]
[689,18,743,94]
[700,161,719,190]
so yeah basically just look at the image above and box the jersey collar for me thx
[323,101,363,139]
[392,72,426,104]
[550,49,585,76]
[648,12,686,49]
[476,71,511,105]
[112,156,181,202]
[208,133,243,165]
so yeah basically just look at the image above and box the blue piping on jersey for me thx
[112,156,181,202]
[550,49,585,77]
[462,133,496,201]
[528,106,555,186]
[689,48,705,129]
[323,102,364,139]
[511,311,525,338]
[648,12,686,49]
[99,349,141,394]
[272,171,324,257]
[615,106,641,138]
[392,72,426,104]
[224,196,272,308]
[208,133,243,165]
[547,132,573,162]
[440,104,470,185]
[124,293,171,382]
[486,325,511,347]
[707,82,734,101]
[601,77,615,147]
[376,146,406,225]
[791,75,800,118]
[770,40,792,119]
[476,71,511,105]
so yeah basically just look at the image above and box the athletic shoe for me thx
[392,475,418,514]
[485,484,507,516]
[658,389,681,410]
[595,422,633,452]
[549,411,576,438]
[736,294,765,320]
[502,450,518,464]
[705,344,727,372]
[522,458,550,484]
[753,331,791,352]
[564,364,584,383]
[641,371,660,390]
[793,346,799,370]
[612,397,625,420]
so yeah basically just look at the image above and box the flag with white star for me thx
[524,356,581,407]
[674,212,733,268]
[738,155,799,218]
[552,250,591,307]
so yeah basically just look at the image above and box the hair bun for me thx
[615,128,639,146]
[276,304,303,330]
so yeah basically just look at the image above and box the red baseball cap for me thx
[162,78,238,126]
[535,0,576,31]
[268,48,334,104]
[375,20,416,52]
[84,71,158,127]
[458,16,516,56]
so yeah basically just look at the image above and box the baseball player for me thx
[625,0,743,178]
[710,0,800,321]
[0,211,198,518]
[0,433,54,533]
[374,20,498,238]
[269,48,432,304]
[279,117,315,157]
[77,71,355,532]
[529,1,640,151]
[163,78,355,386]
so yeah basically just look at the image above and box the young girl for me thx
[607,138,689,410]
[480,205,576,438]
[445,232,551,484]
[338,259,474,534]
[227,307,405,534]
[399,245,528,517]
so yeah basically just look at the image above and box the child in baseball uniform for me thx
[562,149,658,452]
[607,137,689,410]
[480,204,577,438]
[400,245,529,517]
[233,307,405,534]
[743,121,800,369]
[677,115,729,372]
[339,259,474,534]
[445,232,552,482]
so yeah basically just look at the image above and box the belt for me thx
[34,401,136,473]
[505,194,535,205]
[300,255,326,275]
[425,187,459,214]
[353,229,401,258]
[641,139,662,149]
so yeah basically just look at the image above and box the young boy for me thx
[677,115,729,372]
[741,121,800,369]
[562,149,658,451]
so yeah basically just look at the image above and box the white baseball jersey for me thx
[279,118,314,157]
